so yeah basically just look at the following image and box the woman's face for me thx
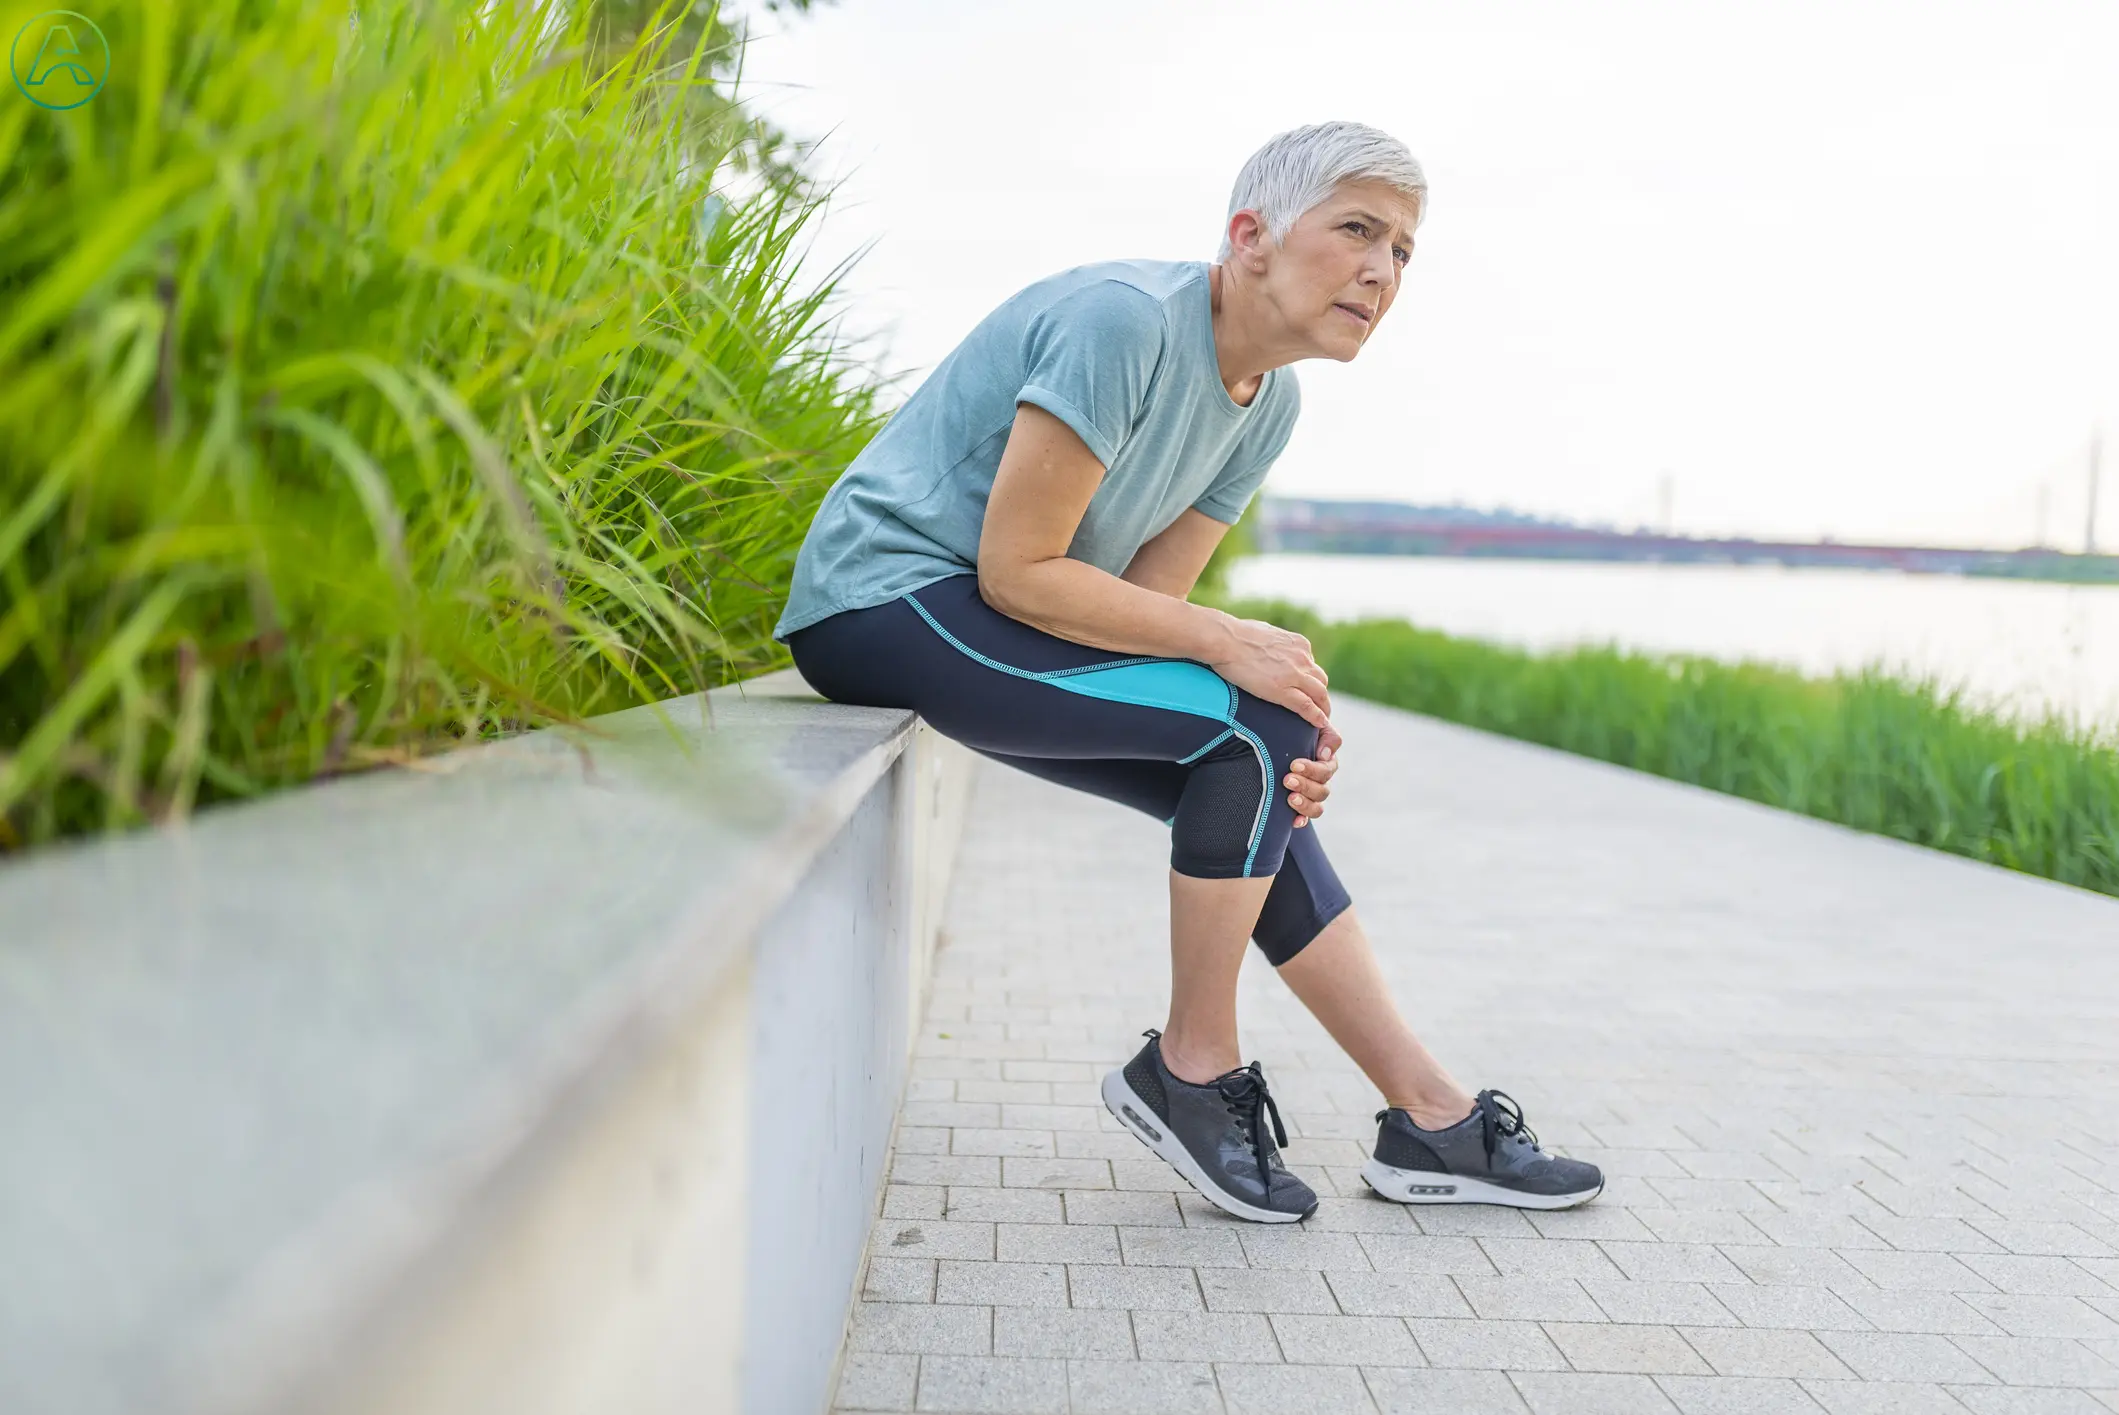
[1263,179,1421,363]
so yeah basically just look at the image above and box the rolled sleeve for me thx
[1193,473,1266,524]
[1015,283,1166,469]
[1015,383,1120,468]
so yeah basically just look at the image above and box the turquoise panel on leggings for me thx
[1045,660,1232,721]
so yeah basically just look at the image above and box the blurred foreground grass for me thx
[0,0,883,849]
[1221,597,2119,900]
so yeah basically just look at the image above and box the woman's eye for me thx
[1349,221,1409,262]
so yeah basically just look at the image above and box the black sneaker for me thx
[1101,1029,1319,1223]
[1363,1090,1604,1209]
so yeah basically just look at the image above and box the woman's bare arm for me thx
[978,404,1231,660]
[977,402,1331,728]
[1120,507,1231,601]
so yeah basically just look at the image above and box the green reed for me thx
[0,0,885,848]
[1219,597,2119,899]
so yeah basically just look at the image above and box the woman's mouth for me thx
[1334,302,1373,327]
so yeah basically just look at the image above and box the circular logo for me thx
[11,11,109,110]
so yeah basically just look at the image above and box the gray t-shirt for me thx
[771,257,1301,642]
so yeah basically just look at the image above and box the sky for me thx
[724,0,2118,550]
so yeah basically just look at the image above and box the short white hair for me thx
[1216,121,1427,263]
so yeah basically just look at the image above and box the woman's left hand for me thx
[1284,722,1343,828]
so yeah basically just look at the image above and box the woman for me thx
[776,121,1601,1221]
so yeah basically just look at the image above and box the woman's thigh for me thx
[970,749,1187,823]
[787,573,1321,879]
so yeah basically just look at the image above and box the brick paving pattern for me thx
[834,696,2119,1414]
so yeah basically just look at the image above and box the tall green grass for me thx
[0,0,885,849]
[1220,597,2119,899]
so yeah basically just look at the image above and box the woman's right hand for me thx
[1208,614,1333,730]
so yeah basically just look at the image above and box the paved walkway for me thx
[833,696,2119,1415]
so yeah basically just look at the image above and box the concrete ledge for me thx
[0,667,974,1415]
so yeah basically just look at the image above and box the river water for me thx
[1225,554,2119,730]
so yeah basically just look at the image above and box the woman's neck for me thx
[1207,262,1266,408]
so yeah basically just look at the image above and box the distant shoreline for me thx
[1253,497,2119,586]
[1249,543,2119,587]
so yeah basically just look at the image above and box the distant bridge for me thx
[1253,504,2119,583]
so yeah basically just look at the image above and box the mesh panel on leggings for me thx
[1123,1042,1167,1119]
[1171,734,1266,876]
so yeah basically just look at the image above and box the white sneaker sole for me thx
[1361,1157,1604,1210]
[1100,1067,1312,1224]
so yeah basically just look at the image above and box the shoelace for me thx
[1217,1061,1290,1189]
[1141,1031,1293,1190]
[1476,1089,1540,1164]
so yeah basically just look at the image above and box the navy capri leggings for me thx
[785,572,1353,966]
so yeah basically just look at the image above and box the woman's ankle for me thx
[1158,1029,1239,1086]
[1390,1091,1478,1132]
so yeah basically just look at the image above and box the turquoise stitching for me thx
[903,594,1044,681]
[904,593,1175,681]
[1041,656,1168,679]
[1228,722,1273,877]
[1177,727,1234,764]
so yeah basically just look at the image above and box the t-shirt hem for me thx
[771,567,981,643]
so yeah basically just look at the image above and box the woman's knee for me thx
[1228,695,1321,848]
[1234,692,1321,772]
